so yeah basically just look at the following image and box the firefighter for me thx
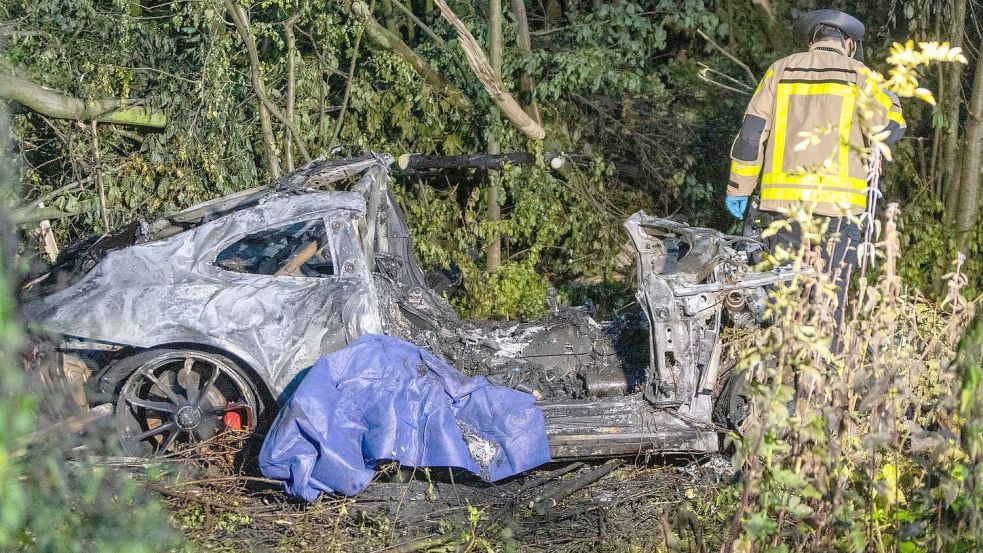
[725,9,906,325]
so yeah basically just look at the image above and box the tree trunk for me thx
[224,0,282,178]
[433,0,545,140]
[0,74,166,128]
[510,0,541,124]
[283,6,302,172]
[943,0,968,219]
[349,1,473,113]
[486,0,503,273]
[955,43,983,252]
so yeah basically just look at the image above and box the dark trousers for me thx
[761,216,861,329]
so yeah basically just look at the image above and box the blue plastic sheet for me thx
[259,334,551,499]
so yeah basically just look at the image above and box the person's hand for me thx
[725,196,748,220]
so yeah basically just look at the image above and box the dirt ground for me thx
[143,432,736,552]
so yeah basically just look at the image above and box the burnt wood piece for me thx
[397,152,565,171]
[528,458,624,515]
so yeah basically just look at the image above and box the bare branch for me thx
[697,62,754,92]
[388,0,446,49]
[695,28,757,85]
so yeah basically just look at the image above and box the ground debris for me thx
[138,432,730,551]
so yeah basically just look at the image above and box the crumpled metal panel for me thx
[26,190,382,396]
[624,210,795,417]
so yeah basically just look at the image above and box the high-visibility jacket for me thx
[727,39,906,216]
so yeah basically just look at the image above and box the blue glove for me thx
[725,196,748,220]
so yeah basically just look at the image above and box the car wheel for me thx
[114,349,259,456]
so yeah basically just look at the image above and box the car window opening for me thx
[215,219,334,278]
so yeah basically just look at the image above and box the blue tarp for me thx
[259,334,551,500]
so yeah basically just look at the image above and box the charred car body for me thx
[23,155,790,458]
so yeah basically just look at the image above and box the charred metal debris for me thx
[20,153,795,460]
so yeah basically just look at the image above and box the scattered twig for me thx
[377,531,457,553]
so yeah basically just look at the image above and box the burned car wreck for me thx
[22,154,792,460]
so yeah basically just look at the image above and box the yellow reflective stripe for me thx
[772,81,859,178]
[772,85,791,174]
[838,91,856,178]
[760,187,866,208]
[781,81,856,97]
[731,161,762,177]
[762,172,868,192]
[888,110,906,126]
[754,68,774,96]
[871,85,893,110]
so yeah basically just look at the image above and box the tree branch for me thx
[224,0,282,177]
[349,1,473,113]
[388,0,446,49]
[0,73,166,128]
[695,29,756,85]
[225,0,313,171]
[331,1,369,149]
[283,3,303,171]
[433,0,545,140]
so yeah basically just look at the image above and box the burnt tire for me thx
[113,349,260,456]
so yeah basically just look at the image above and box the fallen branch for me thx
[0,74,166,128]
[433,0,545,140]
[516,461,584,494]
[528,459,623,515]
[397,151,564,171]
[350,1,473,114]
[14,201,95,224]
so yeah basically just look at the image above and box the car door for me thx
[192,209,382,393]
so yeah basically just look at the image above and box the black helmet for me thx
[793,9,864,59]
[793,9,864,45]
